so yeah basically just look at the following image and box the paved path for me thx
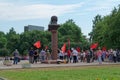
[0,60,120,70]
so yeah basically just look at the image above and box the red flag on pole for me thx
[61,43,66,53]
[34,41,41,48]
[76,47,81,52]
[90,43,98,49]
[67,49,71,57]
[102,46,106,51]
[45,46,48,50]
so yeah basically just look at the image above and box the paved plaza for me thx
[0,60,120,70]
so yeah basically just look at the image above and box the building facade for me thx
[24,25,44,32]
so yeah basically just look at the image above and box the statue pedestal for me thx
[41,60,68,64]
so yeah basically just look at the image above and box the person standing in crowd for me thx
[64,51,67,60]
[108,49,113,62]
[28,47,34,64]
[33,50,39,63]
[58,50,64,60]
[83,50,86,62]
[13,49,19,64]
[72,48,78,63]
[40,49,46,61]
[86,50,91,63]
[90,48,94,62]
[97,48,102,64]
[46,50,51,60]
[101,50,106,62]
[116,49,120,62]
[67,49,72,63]
[113,49,117,63]
[80,50,84,62]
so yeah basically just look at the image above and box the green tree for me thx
[58,19,88,49]
[0,48,9,56]
[6,27,20,54]
[0,31,7,48]
[19,30,51,55]
[90,5,120,49]
[0,31,9,56]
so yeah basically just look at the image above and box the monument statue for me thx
[50,16,58,25]
[48,16,60,60]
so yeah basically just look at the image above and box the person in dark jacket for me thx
[13,49,19,64]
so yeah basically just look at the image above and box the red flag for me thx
[61,43,66,53]
[90,43,98,49]
[67,49,71,57]
[68,38,70,47]
[45,46,48,50]
[34,41,41,48]
[102,46,106,51]
[76,47,81,52]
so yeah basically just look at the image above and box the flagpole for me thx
[68,38,70,50]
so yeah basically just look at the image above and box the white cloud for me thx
[85,0,120,12]
[0,2,83,20]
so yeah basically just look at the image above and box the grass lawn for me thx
[0,65,120,80]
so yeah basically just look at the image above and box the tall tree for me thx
[0,31,7,48]
[6,27,20,54]
[90,5,120,49]
[58,19,88,49]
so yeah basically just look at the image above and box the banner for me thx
[34,41,41,48]
[90,43,98,49]
[102,46,106,51]
[61,43,66,53]
[76,47,81,52]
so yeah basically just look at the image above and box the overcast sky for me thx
[0,0,120,37]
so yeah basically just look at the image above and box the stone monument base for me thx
[3,60,12,66]
[41,59,68,64]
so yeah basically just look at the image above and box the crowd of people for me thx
[28,48,51,64]
[58,48,120,64]
[4,47,120,65]
[27,47,120,64]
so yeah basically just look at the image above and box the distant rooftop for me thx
[24,25,44,32]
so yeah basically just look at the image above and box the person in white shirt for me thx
[72,48,78,63]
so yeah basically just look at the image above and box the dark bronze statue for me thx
[50,16,58,25]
